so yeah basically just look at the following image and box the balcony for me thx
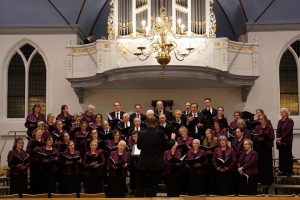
[66,37,259,103]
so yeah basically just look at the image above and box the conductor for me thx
[135,116,176,197]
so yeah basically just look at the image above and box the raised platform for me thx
[1,196,300,200]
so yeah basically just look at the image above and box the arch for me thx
[3,38,48,118]
[277,35,300,68]
[279,49,299,115]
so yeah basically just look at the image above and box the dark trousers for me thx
[238,174,257,195]
[10,174,27,195]
[29,164,40,194]
[215,172,233,195]
[135,170,162,197]
[165,174,180,197]
[39,171,57,194]
[61,174,80,194]
[279,141,293,174]
[188,173,205,195]
[108,175,126,197]
[84,173,104,194]
[257,147,273,185]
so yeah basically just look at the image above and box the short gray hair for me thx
[193,139,200,145]
[87,104,95,110]
[280,107,290,116]
[118,140,126,147]
[218,135,228,143]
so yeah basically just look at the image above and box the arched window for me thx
[7,43,46,118]
[28,53,46,113]
[7,53,25,118]
[279,40,300,115]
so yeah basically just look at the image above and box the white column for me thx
[188,0,191,36]
[206,0,210,37]
[114,0,119,37]
[148,0,151,28]
[172,0,176,29]
[132,0,136,36]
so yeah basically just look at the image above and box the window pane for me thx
[280,49,299,115]
[28,53,46,113]
[7,53,25,118]
[280,94,299,115]
[291,40,300,58]
[20,44,35,61]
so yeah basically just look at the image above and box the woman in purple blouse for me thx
[212,120,227,139]
[212,135,236,195]
[252,114,274,186]
[276,108,294,176]
[60,140,82,194]
[163,142,183,197]
[83,140,106,193]
[176,126,193,155]
[56,105,73,132]
[7,138,29,195]
[108,140,130,197]
[37,135,59,194]
[238,139,258,195]
[185,139,207,195]
[24,104,46,138]
[26,128,45,194]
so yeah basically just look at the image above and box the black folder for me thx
[216,157,231,168]
[110,156,125,167]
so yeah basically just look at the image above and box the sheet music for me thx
[131,144,141,156]
[242,172,249,184]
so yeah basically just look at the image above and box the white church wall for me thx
[246,28,300,159]
[0,31,85,164]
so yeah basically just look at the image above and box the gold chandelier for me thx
[134,7,194,69]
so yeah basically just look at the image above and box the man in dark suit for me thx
[136,117,176,197]
[130,104,146,124]
[186,103,205,140]
[108,101,125,129]
[158,114,174,140]
[116,112,131,140]
[99,120,113,140]
[201,97,217,130]
[130,117,145,133]
[154,100,172,121]
[182,101,192,116]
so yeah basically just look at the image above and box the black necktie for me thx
[116,112,119,119]
[137,113,140,118]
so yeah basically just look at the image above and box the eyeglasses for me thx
[234,115,240,117]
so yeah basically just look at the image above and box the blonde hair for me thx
[244,139,253,149]
[90,140,98,147]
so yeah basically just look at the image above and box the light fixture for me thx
[134,7,194,69]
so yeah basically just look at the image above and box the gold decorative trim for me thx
[108,0,115,39]
[228,43,254,53]
[209,0,216,38]
[72,45,96,54]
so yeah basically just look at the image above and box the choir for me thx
[6,100,294,197]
